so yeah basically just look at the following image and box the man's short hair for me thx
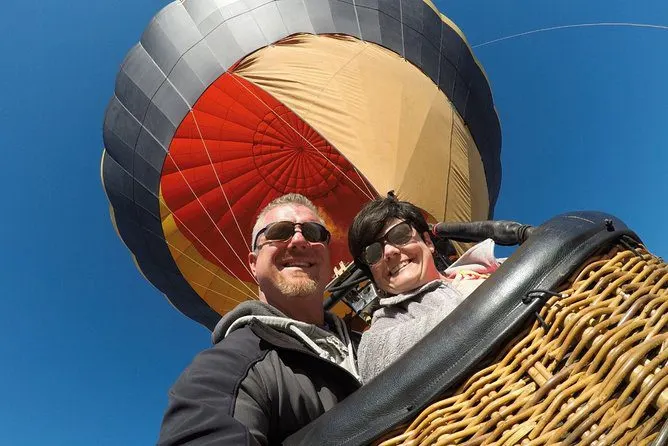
[251,193,324,250]
[348,194,430,276]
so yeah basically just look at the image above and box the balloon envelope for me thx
[102,0,502,329]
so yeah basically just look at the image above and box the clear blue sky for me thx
[1,1,666,444]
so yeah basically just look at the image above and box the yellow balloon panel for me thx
[234,34,490,223]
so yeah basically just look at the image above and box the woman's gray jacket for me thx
[357,280,465,383]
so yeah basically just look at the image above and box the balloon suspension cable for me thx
[473,22,668,48]
[144,197,258,301]
[291,42,380,200]
[162,151,258,283]
[353,166,377,200]
[155,208,258,301]
[134,59,259,284]
[186,108,251,253]
[159,196,259,299]
[162,152,255,291]
[168,116,256,278]
[150,44,253,254]
[115,94,259,292]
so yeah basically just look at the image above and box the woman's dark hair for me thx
[348,192,431,277]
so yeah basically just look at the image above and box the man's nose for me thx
[287,227,308,248]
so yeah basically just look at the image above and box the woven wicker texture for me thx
[378,243,668,445]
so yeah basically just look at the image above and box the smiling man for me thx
[348,194,470,383]
[248,198,332,325]
[158,194,361,446]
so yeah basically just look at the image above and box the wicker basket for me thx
[377,243,668,445]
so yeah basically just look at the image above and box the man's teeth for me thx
[390,260,410,275]
[285,262,312,267]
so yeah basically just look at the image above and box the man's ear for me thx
[422,231,436,254]
[248,251,258,278]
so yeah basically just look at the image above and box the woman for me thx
[348,194,500,382]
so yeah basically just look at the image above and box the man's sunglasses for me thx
[361,221,414,265]
[254,221,331,250]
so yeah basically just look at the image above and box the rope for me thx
[473,22,668,49]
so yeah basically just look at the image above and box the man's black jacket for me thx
[157,301,361,445]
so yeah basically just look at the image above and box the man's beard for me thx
[275,275,318,298]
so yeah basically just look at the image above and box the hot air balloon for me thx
[102,0,501,329]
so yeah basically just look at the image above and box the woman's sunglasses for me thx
[254,221,331,250]
[361,221,414,265]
